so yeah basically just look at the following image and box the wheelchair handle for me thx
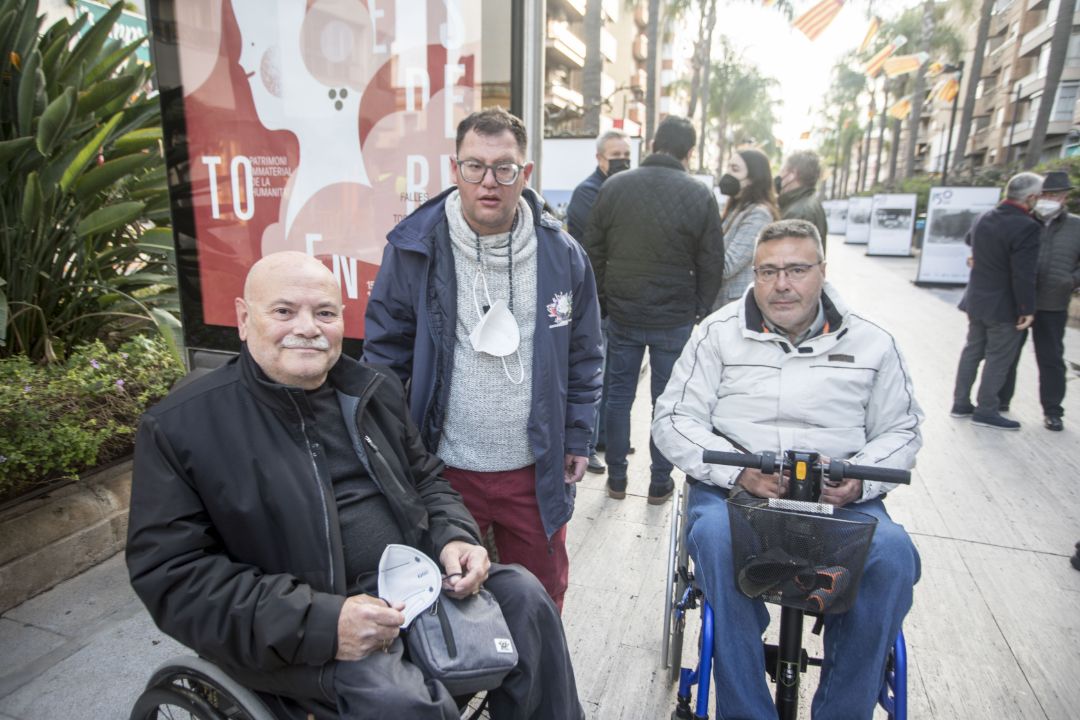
[702,449,911,485]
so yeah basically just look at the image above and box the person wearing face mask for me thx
[996,171,1080,431]
[363,108,603,612]
[712,147,780,312]
[583,116,725,504]
[950,172,1043,431]
[566,129,634,475]
[776,150,829,251]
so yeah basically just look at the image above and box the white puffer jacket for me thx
[652,283,923,502]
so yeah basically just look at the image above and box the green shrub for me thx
[0,0,180,363]
[0,334,182,502]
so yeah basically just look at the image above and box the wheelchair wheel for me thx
[663,484,692,684]
[130,656,277,720]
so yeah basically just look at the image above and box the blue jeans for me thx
[603,319,693,489]
[686,482,920,719]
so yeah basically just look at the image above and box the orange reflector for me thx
[796,462,807,481]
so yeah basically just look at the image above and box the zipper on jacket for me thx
[285,392,336,590]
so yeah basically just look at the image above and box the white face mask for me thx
[377,544,441,628]
[1035,199,1063,218]
[469,269,525,384]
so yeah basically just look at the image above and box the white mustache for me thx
[281,335,330,350]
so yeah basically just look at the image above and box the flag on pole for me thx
[863,35,906,78]
[883,52,929,78]
[858,17,881,54]
[793,0,845,42]
[762,0,778,6]
[887,96,912,120]
[934,75,960,103]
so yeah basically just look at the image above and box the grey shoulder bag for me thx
[405,588,519,696]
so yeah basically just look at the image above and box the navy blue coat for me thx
[362,187,604,537]
[566,166,605,242]
[964,201,1040,323]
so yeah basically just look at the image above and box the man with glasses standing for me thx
[583,115,724,505]
[653,219,923,719]
[363,108,603,612]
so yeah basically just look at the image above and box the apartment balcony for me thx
[547,82,584,111]
[1027,0,1049,9]
[985,38,1015,73]
[989,8,1011,37]
[547,21,586,68]
[974,87,1000,117]
[1020,12,1080,57]
[1007,118,1073,145]
[1019,64,1080,99]
[970,125,992,152]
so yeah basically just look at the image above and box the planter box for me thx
[0,460,132,614]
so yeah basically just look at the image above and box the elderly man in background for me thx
[777,150,829,250]
[951,172,1043,431]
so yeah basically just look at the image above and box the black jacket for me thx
[582,153,724,328]
[1036,210,1080,311]
[779,185,828,251]
[126,347,480,703]
[566,166,605,242]
[963,201,1040,323]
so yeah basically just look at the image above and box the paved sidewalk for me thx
[1,240,1078,719]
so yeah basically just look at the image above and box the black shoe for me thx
[586,454,606,473]
[606,478,627,500]
[949,402,975,418]
[971,412,1021,430]
[647,479,674,505]
[1071,552,1080,571]
[1044,416,1064,432]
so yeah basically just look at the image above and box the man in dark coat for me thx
[566,129,632,475]
[127,252,584,720]
[951,172,1043,430]
[583,115,724,504]
[999,171,1080,430]
[777,150,829,250]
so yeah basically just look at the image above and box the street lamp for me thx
[940,60,964,186]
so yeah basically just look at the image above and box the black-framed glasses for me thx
[456,158,525,185]
[752,262,823,283]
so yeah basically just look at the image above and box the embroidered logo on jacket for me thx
[547,292,572,327]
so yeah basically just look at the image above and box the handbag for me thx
[405,588,519,696]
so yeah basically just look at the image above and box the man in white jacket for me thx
[653,219,923,720]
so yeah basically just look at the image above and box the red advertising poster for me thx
[170,0,482,338]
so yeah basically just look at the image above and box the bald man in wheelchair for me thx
[653,219,923,719]
[126,252,584,720]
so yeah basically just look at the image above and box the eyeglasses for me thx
[752,262,822,283]
[456,158,525,186]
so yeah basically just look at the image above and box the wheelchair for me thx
[129,655,490,720]
[662,450,911,720]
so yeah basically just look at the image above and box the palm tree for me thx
[582,0,603,136]
[1024,0,1078,167]
[705,41,782,171]
[903,0,934,178]
[645,0,661,146]
[952,0,994,175]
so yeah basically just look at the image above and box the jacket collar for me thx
[740,283,847,347]
[238,344,381,414]
[778,185,815,210]
[641,153,687,172]
[387,186,558,255]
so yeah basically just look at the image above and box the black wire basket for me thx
[726,497,878,614]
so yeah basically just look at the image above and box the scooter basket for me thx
[725,497,877,614]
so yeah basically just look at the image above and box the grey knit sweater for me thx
[436,191,538,471]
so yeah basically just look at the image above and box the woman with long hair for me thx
[712,147,779,311]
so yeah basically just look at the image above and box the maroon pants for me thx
[443,465,569,612]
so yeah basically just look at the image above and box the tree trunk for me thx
[1024,0,1077,167]
[645,0,660,148]
[903,0,934,178]
[953,0,993,174]
[696,0,717,171]
[888,117,902,187]
[582,0,603,136]
[874,79,888,186]
[686,0,709,119]
[831,124,842,198]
